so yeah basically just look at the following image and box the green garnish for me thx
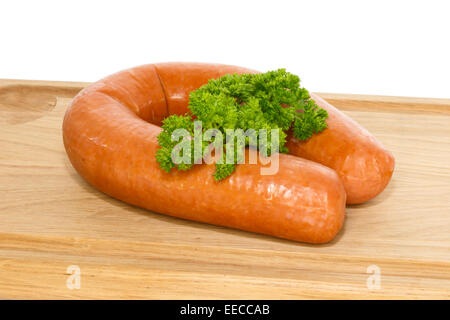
[155,69,328,181]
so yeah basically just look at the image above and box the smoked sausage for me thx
[286,93,395,204]
[154,63,395,204]
[63,63,346,244]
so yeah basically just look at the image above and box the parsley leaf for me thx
[156,69,328,180]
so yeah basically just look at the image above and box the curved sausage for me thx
[154,63,395,204]
[63,63,346,244]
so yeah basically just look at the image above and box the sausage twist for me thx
[63,63,347,243]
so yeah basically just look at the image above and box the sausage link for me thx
[63,63,346,243]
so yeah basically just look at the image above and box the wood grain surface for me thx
[0,79,449,299]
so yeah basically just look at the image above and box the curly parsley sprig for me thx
[155,69,328,180]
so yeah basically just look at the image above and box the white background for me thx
[1,0,449,98]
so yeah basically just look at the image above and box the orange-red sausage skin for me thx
[154,62,258,116]
[286,93,395,204]
[63,63,346,244]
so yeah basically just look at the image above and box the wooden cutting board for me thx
[0,79,449,299]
